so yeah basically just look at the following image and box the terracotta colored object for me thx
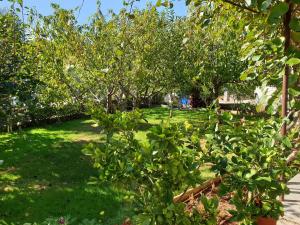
[257,217,277,225]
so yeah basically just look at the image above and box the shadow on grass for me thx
[43,119,101,135]
[0,126,131,225]
[0,183,131,224]
[137,122,153,132]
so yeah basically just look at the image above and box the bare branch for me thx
[77,0,85,20]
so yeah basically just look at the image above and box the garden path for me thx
[279,174,300,225]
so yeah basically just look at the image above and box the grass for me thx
[0,119,131,225]
[0,107,215,224]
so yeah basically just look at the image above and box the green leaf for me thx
[286,57,300,66]
[291,0,300,3]
[272,37,282,46]
[221,112,233,121]
[240,72,248,81]
[256,176,272,183]
[115,49,124,57]
[240,67,255,81]
[289,18,300,32]
[289,88,300,97]
[245,169,258,179]
[262,201,272,212]
[156,0,162,7]
[268,2,289,24]
[282,137,292,148]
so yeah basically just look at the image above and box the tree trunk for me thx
[148,97,151,108]
[280,0,293,201]
[214,86,221,114]
[133,97,141,110]
[106,93,113,114]
[282,0,293,136]
[132,98,137,110]
[7,117,12,133]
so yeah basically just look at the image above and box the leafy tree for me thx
[0,8,36,131]
[181,5,250,105]
[82,6,185,111]
[25,4,87,120]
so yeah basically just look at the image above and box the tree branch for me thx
[222,0,260,13]
[76,0,85,20]
[287,148,300,164]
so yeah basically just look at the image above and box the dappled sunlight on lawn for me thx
[0,119,132,224]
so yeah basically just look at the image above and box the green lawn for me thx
[0,107,214,224]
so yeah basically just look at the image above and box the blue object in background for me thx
[181,97,188,105]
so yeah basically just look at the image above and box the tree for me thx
[29,4,86,118]
[82,6,185,111]
[181,5,250,105]
[0,8,33,131]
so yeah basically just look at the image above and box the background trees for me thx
[0,1,252,131]
[181,6,250,105]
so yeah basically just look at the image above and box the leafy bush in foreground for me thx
[205,113,295,223]
[84,108,209,224]
[85,109,295,224]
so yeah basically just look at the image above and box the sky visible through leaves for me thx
[0,0,188,23]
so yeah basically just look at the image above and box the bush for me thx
[84,108,210,224]
[85,108,295,224]
[204,113,294,223]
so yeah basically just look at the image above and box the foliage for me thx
[182,5,252,104]
[84,109,214,224]
[85,107,296,224]
[0,0,259,131]
[0,10,27,132]
[184,0,300,129]
[1,0,299,224]
[81,7,186,110]
[203,112,295,222]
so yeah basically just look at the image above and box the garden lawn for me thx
[0,107,215,224]
[0,119,132,225]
